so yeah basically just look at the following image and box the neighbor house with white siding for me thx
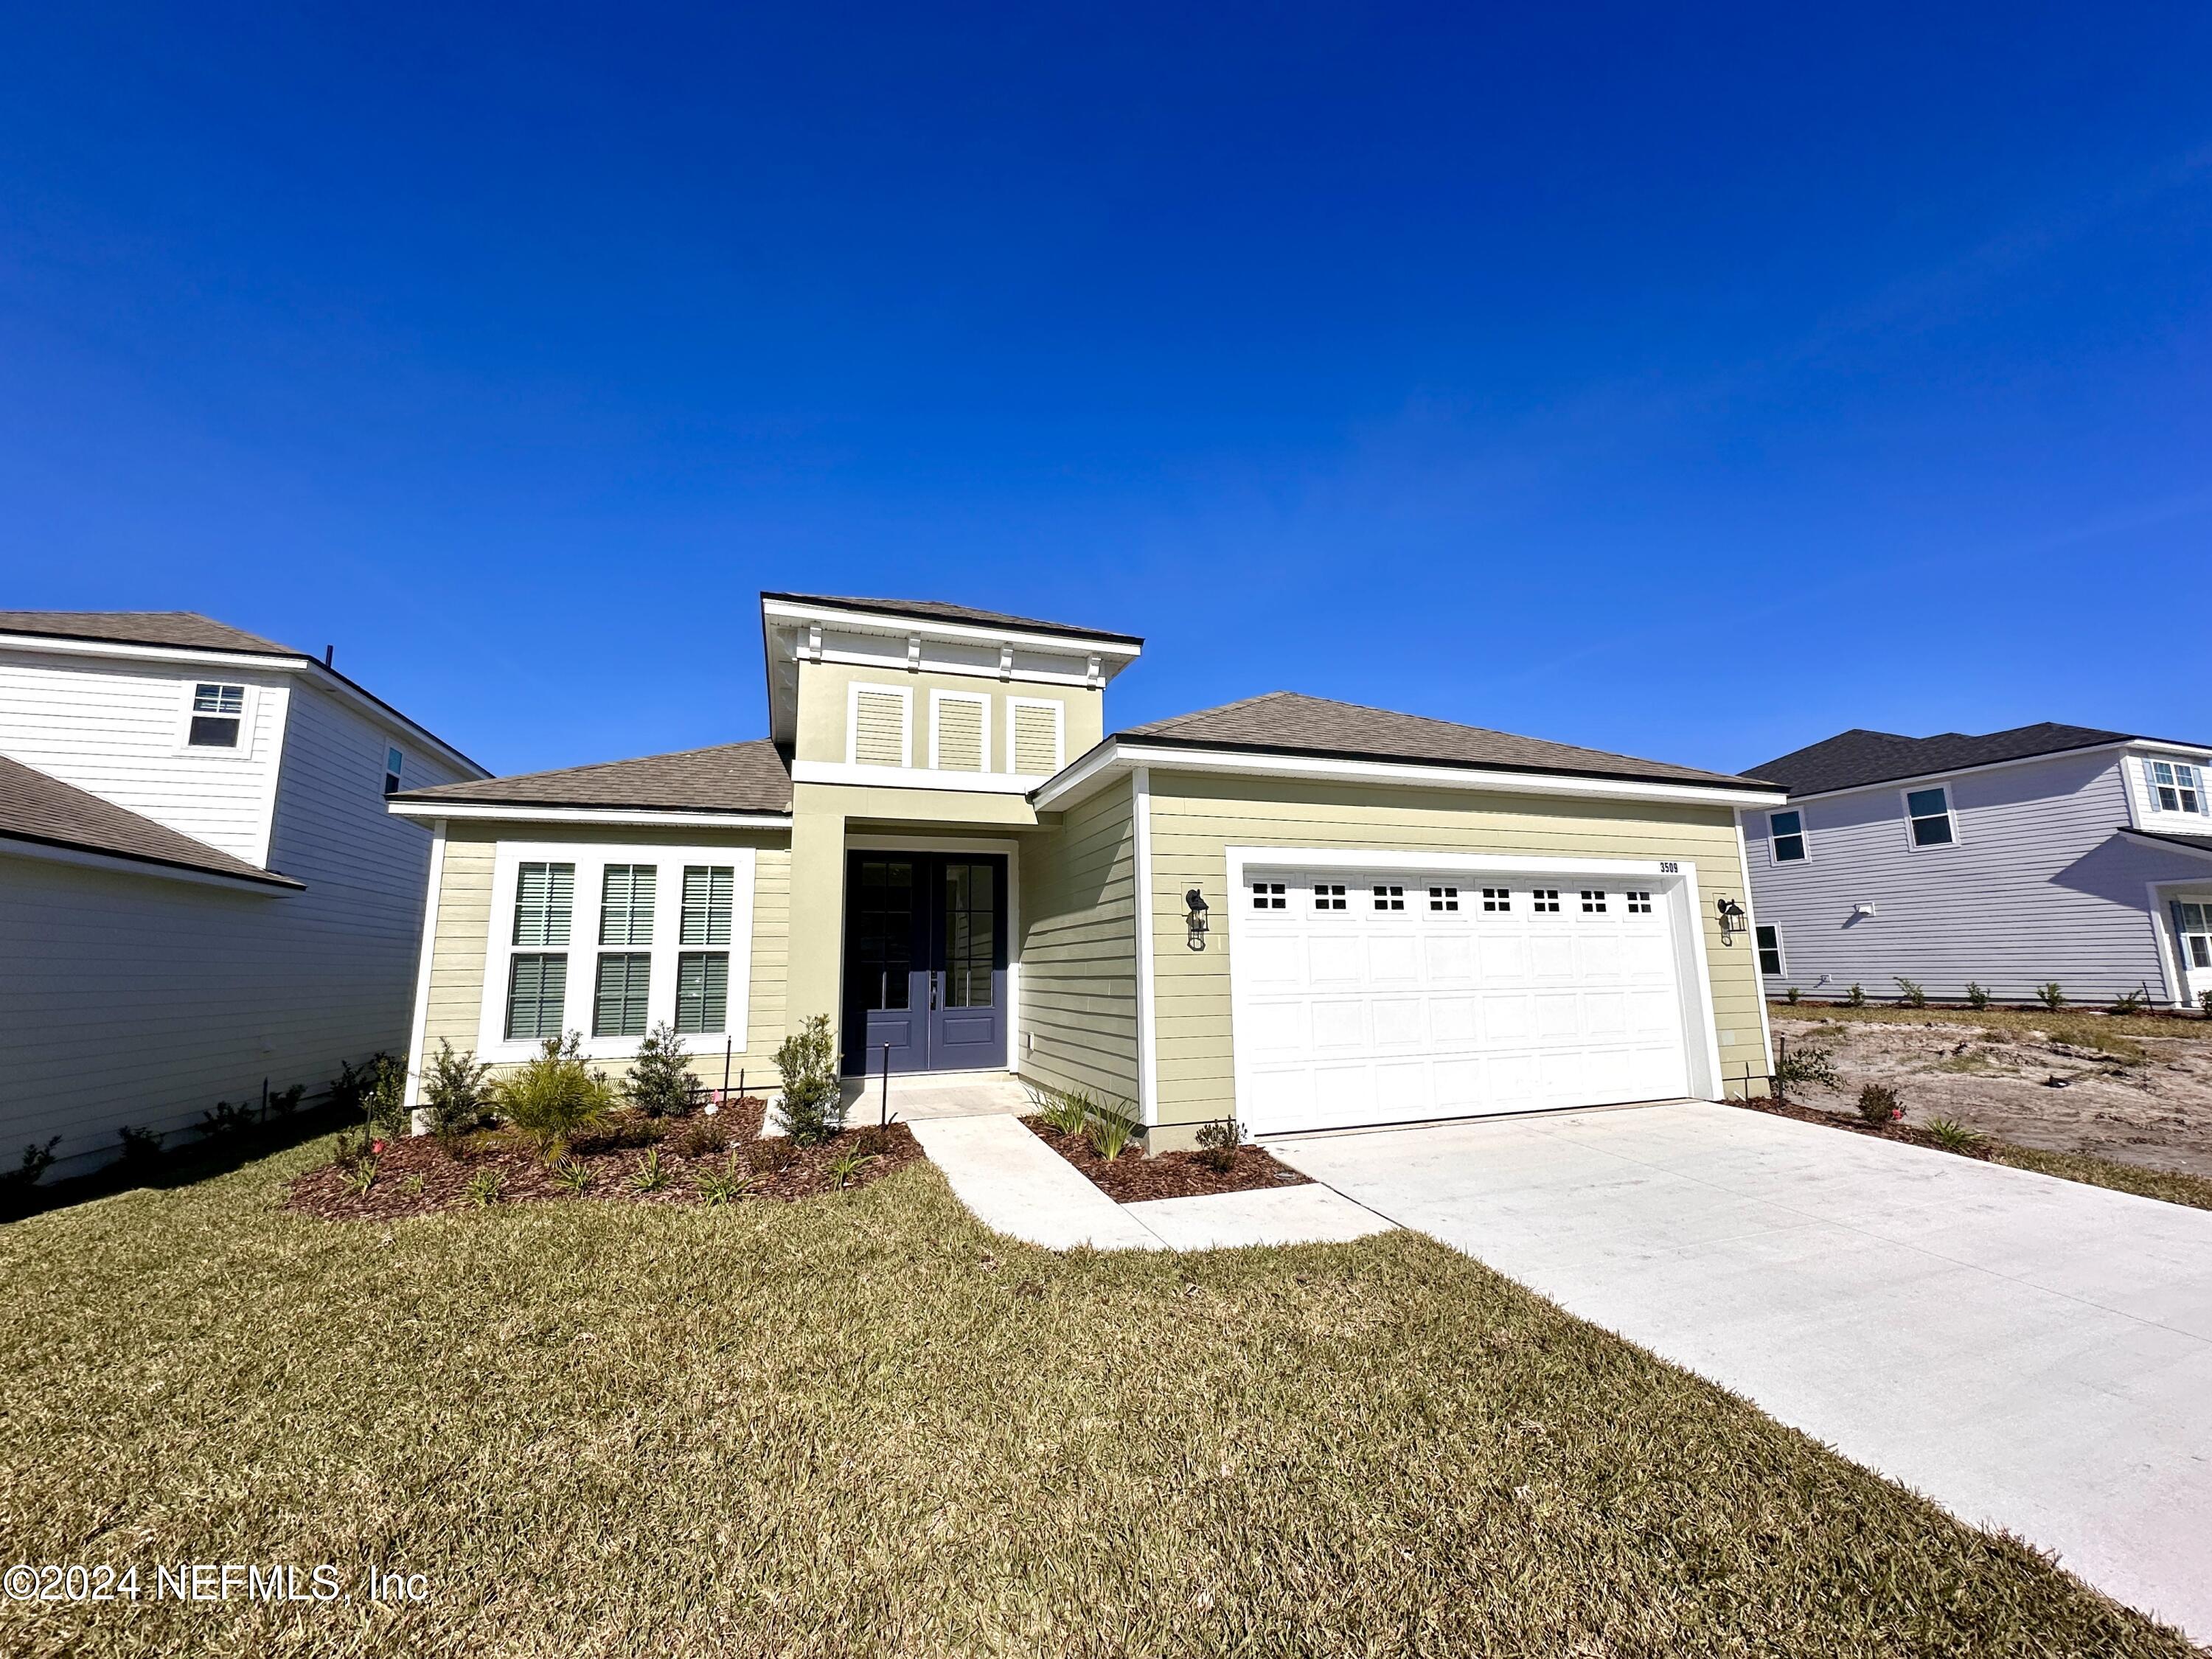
[1744,723,2212,1010]
[0,612,485,1175]
[388,592,1784,1152]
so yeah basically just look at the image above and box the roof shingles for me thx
[1750,723,2135,798]
[1121,692,1767,791]
[394,738,793,815]
[0,755,301,888]
[0,611,301,657]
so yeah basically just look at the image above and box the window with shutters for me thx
[930,691,990,772]
[681,866,734,945]
[2149,759,2206,815]
[599,865,657,945]
[848,683,913,768]
[594,953,652,1037]
[481,844,756,1059]
[1008,698,1065,776]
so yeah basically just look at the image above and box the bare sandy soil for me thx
[1773,1012,2212,1180]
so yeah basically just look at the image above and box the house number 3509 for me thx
[1658,861,1680,873]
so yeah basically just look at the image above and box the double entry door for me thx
[842,852,1007,1075]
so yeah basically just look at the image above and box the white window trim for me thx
[1755,922,1787,977]
[477,841,757,1062]
[171,679,259,759]
[1767,807,1810,866]
[1899,783,1960,852]
[846,681,914,769]
[2145,755,2209,818]
[1005,695,1066,778]
[928,689,992,774]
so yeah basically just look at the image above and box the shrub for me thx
[265,1084,307,1118]
[1857,1082,1902,1126]
[1784,986,1800,1006]
[2202,990,2212,1018]
[2036,982,2065,1012]
[1775,1044,1840,1091]
[422,1041,495,1144]
[1846,983,1866,1008]
[495,1033,619,1159]
[2108,986,2148,1017]
[856,1124,894,1158]
[1965,981,1991,1011]
[1085,1105,1139,1162]
[0,1138,60,1194]
[1922,1116,1986,1153]
[1895,978,1927,1009]
[1024,1082,1096,1136]
[626,1022,698,1119]
[1194,1119,1242,1173]
[200,1099,258,1141]
[116,1125,164,1171]
[332,1053,408,1138]
[773,1015,844,1146]
[675,1118,731,1158]
[826,1147,879,1189]
[465,1169,504,1207]
[551,1158,594,1196]
[695,1155,757,1206]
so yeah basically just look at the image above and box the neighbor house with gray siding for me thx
[0,612,486,1175]
[1745,723,2212,1009]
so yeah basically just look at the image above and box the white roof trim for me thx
[1033,738,1785,811]
[759,597,1142,661]
[387,801,792,829]
[0,833,301,893]
[2117,826,2212,865]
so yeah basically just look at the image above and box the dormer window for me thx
[2150,759,2205,815]
[187,683,246,748]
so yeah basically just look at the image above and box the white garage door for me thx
[1231,866,1695,1137]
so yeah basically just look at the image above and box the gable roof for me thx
[760,593,1143,647]
[0,754,302,888]
[0,610,299,656]
[1750,723,2138,798]
[1119,692,1770,792]
[392,738,793,816]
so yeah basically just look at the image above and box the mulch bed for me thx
[1020,1116,1310,1202]
[1733,1094,1995,1161]
[285,1099,923,1222]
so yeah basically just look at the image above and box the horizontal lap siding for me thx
[1745,753,2180,1002]
[1018,782,1139,1105]
[1144,773,1767,1128]
[422,824,793,1091]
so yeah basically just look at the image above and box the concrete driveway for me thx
[1270,1100,2212,1641]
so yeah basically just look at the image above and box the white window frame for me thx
[1005,695,1066,778]
[2147,757,2208,817]
[928,689,992,774]
[846,681,915,768]
[173,680,258,759]
[1755,923,1786,976]
[1767,807,1809,865]
[477,841,757,1062]
[1900,783,1959,851]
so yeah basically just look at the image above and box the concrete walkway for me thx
[1271,1100,2212,1641]
[911,1113,1395,1253]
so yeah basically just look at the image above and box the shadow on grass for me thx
[0,1104,360,1225]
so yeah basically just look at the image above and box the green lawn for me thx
[0,1141,2193,1658]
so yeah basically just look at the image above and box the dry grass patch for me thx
[1983,1142,2212,1212]
[0,1138,2193,1658]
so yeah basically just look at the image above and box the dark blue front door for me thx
[842,852,1007,1075]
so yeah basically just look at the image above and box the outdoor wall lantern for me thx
[1185,887,1210,950]
[1716,896,1747,944]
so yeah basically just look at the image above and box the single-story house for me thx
[389,594,1784,1147]
[1745,722,2212,1008]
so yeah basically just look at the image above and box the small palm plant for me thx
[1921,1116,1986,1154]
[627,1147,670,1193]
[1895,978,1927,1009]
[552,1158,594,1197]
[465,1169,504,1208]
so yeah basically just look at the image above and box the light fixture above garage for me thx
[1185,887,1210,950]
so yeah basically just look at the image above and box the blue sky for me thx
[2,4,2207,778]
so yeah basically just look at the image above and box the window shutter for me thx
[853,691,908,766]
[934,698,986,771]
[1012,703,1060,775]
